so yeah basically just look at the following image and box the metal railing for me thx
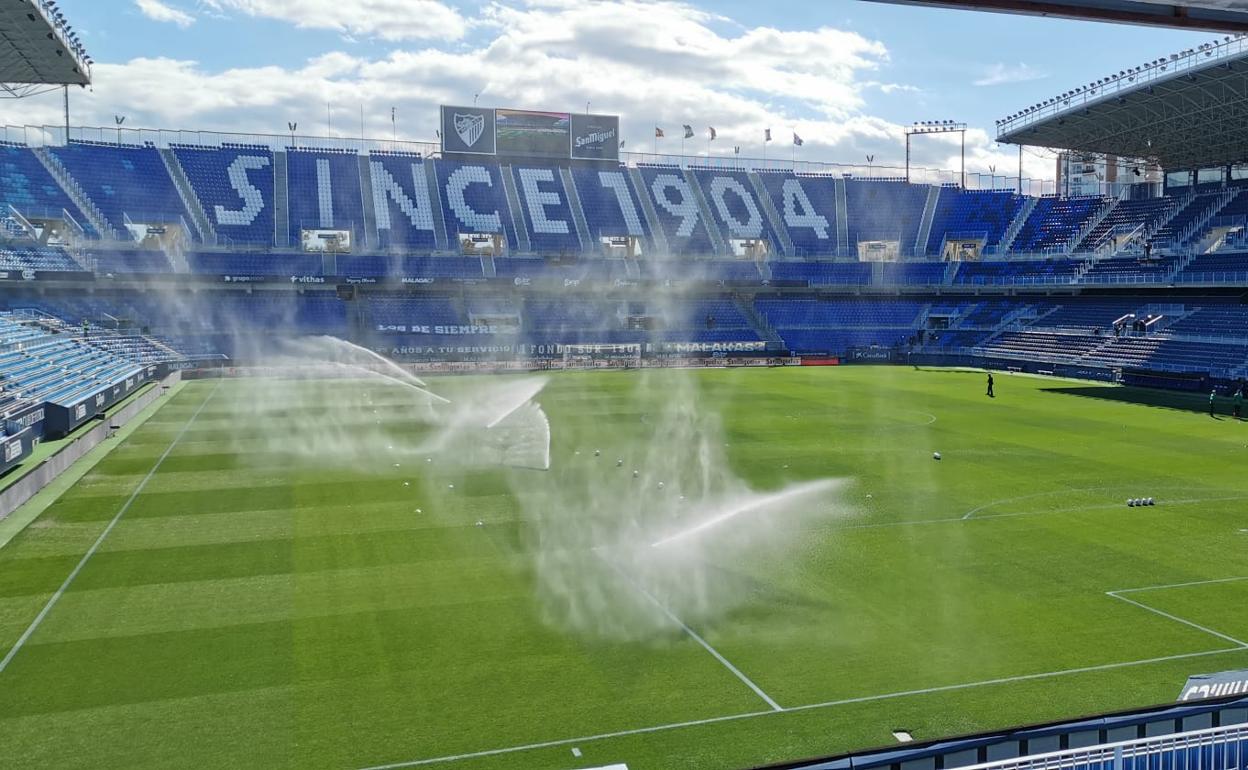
[0,123,1059,196]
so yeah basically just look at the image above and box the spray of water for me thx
[224,335,551,471]
[517,367,848,641]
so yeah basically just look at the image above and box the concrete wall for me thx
[0,371,181,521]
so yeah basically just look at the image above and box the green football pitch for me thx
[1,366,1246,770]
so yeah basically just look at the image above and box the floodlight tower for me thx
[905,121,968,187]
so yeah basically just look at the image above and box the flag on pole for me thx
[682,124,694,139]
[793,132,804,146]
[764,128,772,142]
[734,146,740,155]
[708,126,717,141]
[655,127,665,138]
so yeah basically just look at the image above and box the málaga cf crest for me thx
[454,113,485,148]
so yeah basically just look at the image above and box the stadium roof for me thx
[864,0,1248,31]
[0,0,91,97]
[995,35,1248,170]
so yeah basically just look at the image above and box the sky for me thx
[0,0,1219,181]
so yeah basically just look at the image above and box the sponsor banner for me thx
[4,438,22,464]
[74,404,87,420]
[570,113,620,161]
[5,405,45,435]
[222,275,271,284]
[850,348,895,362]
[495,108,571,159]
[656,341,767,354]
[0,269,90,282]
[376,324,507,336]
[441,105,496,155]
[1179,670,1248,702]
[289,275,326,284]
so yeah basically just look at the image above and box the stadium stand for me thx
[285,148,367,246]
[433,159,519,253]
[47,141,191,239]
[755,172,838,257]
[844,179,928,254]
[367,152,440,251]
[924,187,1023,255]
[634,165,717,256]
[0,144,96,237]
[172,144,275,246]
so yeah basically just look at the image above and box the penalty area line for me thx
[1106,590,1248,649]
[594,550,783,712]
[0,381,220,676]
[354,646,1248,770]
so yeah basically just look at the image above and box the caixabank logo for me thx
[441,106,496,155]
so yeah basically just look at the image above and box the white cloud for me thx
[7,1,1045,181]
[974,62,1047,87]
[134,0,194,28]
[202,0,467,41]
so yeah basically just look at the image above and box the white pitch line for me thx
[0,382,219,676]
[354,646,1248,770]
[594,550,783,712]
[1112,576,1248,594]
[1107,591,1248,648]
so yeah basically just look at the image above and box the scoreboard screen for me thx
[495,109,571,159]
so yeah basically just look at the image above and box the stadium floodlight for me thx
[905,119,967,185]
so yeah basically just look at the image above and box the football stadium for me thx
[1,1,1247,769]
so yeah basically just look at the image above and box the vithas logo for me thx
[455,113,485,147]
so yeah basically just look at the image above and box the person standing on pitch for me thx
[1235,388,1243,420]
[1210,389,1217,417]
[986,372,995,398]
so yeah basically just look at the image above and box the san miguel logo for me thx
[454,113,485,147]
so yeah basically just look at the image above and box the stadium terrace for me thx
[3,7,1248,770]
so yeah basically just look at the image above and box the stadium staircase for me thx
[748,171,794,257]
[357,154,378,249]
[1066,194,1119,254]
[735,295,785,348]
[628,167,669,254]
[499,165,531,254]
[682,169,728,255]
[913,186,941,257]
[558,167,595,251]
[942,261,959,285]
[1176,188,1239,250]
[834,177,849,256]
[272,151,290,248]
[423,160,450,251]
[31,147,118,241]
[480,255,496,277]
[158,147,216,245]
[999,196,1037,254]
[623,258,641,278]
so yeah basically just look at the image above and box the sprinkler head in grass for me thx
[617,458,623,467]
[448,484,455,490]
[594,449,601,457]
[632,470,639,478]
